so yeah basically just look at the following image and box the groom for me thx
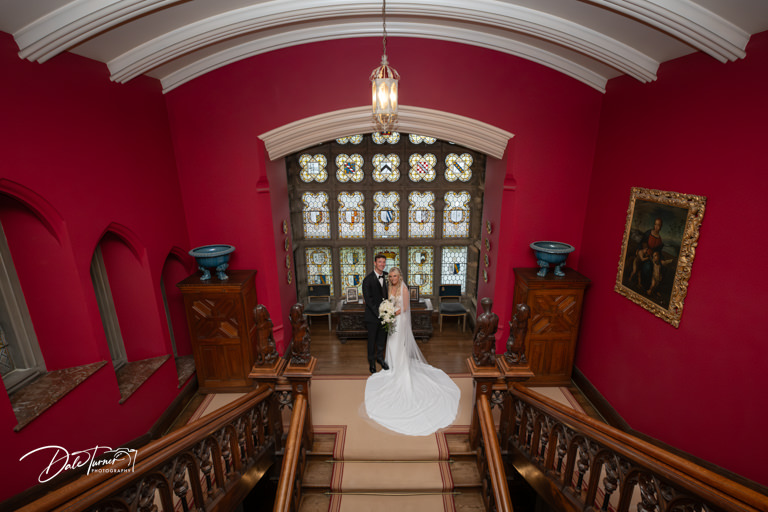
[362,253,390,373]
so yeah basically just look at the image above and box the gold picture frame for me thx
[615,187,706,328]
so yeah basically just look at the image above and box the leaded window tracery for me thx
[287,132,484,304]
[336,154,364,182]
[373,191,400,238]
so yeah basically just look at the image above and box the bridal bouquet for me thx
[378,298,396,334]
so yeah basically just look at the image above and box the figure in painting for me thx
[289,303,311,365]
[253,304,278,366]
[472,297,499,367]
[504,303,531,365]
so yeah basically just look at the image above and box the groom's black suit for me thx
[362,269,388,369]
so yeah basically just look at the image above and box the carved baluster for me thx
[235,417,247,462]
[513,399,524,443]
[194,441,214,497]
[574,439,591,495]
[137,479,159,512]
[524,407,535,449]
[538,417,553,461]
[217,428,233,474]
[601,456,619,511]
[172,460,190,512]
[637,473,659,512]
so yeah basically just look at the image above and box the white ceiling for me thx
[1,0,767,93]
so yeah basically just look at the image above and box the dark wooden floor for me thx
[310,315,474,376]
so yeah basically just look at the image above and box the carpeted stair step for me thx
[330,460,453,492]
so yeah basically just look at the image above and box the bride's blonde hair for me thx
[388,267,404,297]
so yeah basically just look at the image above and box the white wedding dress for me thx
[364,282,460,436]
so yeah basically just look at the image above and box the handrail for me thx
[507,383,768,512]
[476,393,513,512]
[18,384,277,512]
[274,393,308,512]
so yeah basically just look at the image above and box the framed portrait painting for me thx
[345,287,358,303]
[615,187,706,328]
[408,285,420,302]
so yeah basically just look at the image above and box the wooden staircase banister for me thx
[18,383,276,512]
[477,393,514,512]
[508,383,768,512]
[274,392,308,512]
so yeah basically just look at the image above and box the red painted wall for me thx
[165,37,602,348]
[577,31,768,485]
[0,32,191,501]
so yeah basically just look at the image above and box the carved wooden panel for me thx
[513,268,590,385]
[335,300,434,343]
[190,298,241,339]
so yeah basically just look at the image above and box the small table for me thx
[335,299,434,344]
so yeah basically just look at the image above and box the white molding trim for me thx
[111,0,652,86]
[258,105,514,161]
[588,0,748,62]
[15,0,181,63]
[160,21,609,94]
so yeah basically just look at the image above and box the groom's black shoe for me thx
[377,358,389,371]
[369,361,376,373]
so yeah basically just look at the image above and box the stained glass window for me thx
[441,246,468,292]
[336,154,364,182]
[443,191,471,238]
[408,191,435,238]
[302,192,330,238]
[336,134,363,144]
[372,154,400,182]
[305,247,333,294]
[445,153,473,182]
[373,191,400,238]
[338,191,365,239]
[408,246,434,295]
[340,247,366,296]
[374,246,400,270]
[409,134,436,144]
[372,131,400,144]
[409,153,437,182]
[299,154,328,182]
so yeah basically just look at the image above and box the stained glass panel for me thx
[338,191,365,239]
[302,192,330,238]
[340,247,366,296]
[408,191,435,238]
[408,153,437,182]
[372,131,400,144]
[408,134,436,144]
[305,247,333,294]
[336,154,364,182]
[443,191,471,238]
[336,134,363,144]
[299,154,328,182]
[441,246,468,292]
[408,246,434,295]
[374,246,400,270]
[372,154,400,182]
[445,153,473,182]
[373,191,400,238]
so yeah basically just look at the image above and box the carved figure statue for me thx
[253,304,278,366]
[289,303,311,365]
[472,297,498,366]
[504,303,531,365]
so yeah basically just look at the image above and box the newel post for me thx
[468,297,502,448]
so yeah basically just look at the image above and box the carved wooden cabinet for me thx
[513,268,590,385]
[177,270,258,393]
[335,299,434,344]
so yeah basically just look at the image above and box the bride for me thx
[364,267,460,436]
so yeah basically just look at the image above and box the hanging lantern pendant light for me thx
[370,0,399,130]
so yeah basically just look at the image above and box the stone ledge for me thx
[11,361,107,431]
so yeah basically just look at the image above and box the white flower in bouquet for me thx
[378,298,396,334]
